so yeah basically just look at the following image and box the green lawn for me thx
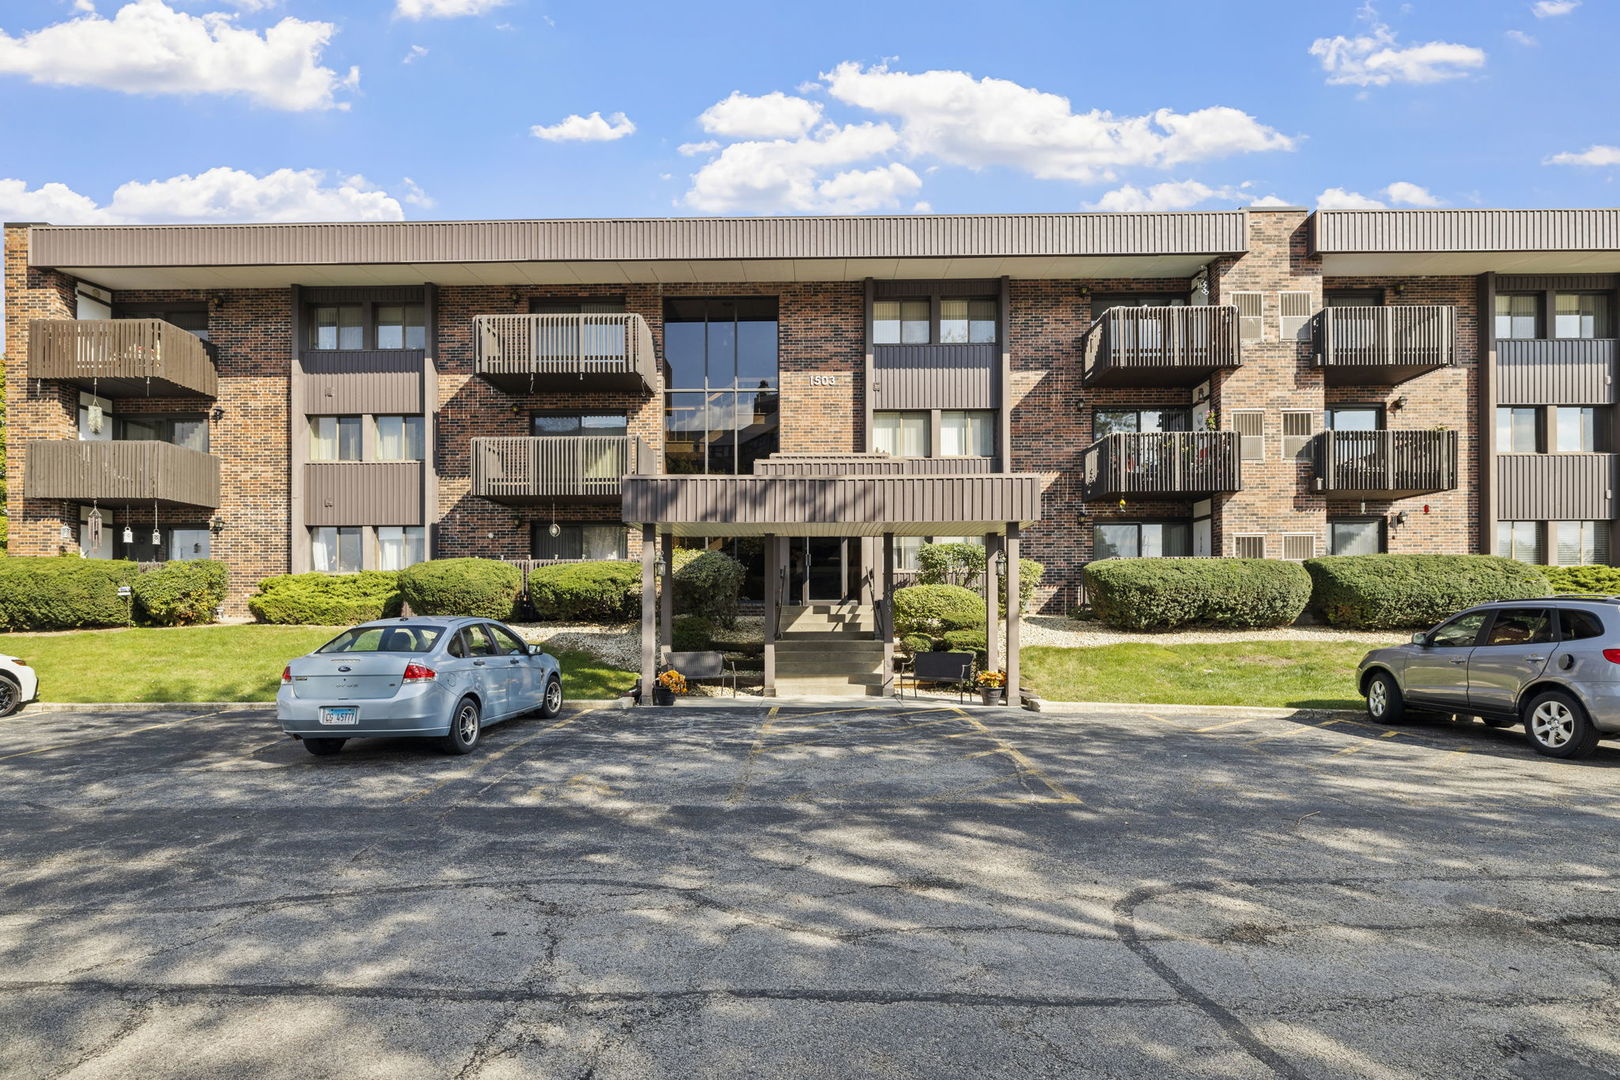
[1021,640,1399,710]
[0,625,637,703]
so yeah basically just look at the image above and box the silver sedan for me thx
[277,616,564,756]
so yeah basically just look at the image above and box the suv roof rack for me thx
[1541,594,1620,602]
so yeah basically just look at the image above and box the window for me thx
[1282,534,1315,561]
[1497,520,1545,564]
[1494,294,1539,340]
[312,526,362,573]
[939,298,997,344]
[940,410,995,457]
[1555,293,1613,339]
[1233,535,1266,559]
[375,305,426,350]
[1496,407,1539,453]
[170,528,212,561]
[377,526,426,571]
[1554,407,1600,453]
[1330,518,1385,556]
[310,416,362,461]
[1325,290,1383,308]
[873,412,927,458]
[531,523,628,561]
[531,299,627,358]
[1325,406,1381,431]
[1093,408,1191,436]
[1232,411,1264,462]
[1231,292,1264,342]
[1279,291,1313,341]
[532,413,628,438]
[375,415,425,461]
[1553,521,1609,566]
[319,625,443,654]
[1094,522,1191,560]
[114,304,209,342]
[1430,611,1488,648]
[113,415,209,452]
[895,535,923,573]
[310,305,364,349]
[665,390,780,475]
[1482,608,1553,647]
[664,299,779,474]
[461,624,497,657]
[487,624,529,656]
[873,299,930,345]
[1282,411,1315,460]
[1558,609,1605,641]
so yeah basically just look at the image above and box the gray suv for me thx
[1358,598,1620,760]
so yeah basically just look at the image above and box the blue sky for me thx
[0,0,1616,224]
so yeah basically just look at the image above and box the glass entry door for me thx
[793,538,849,603]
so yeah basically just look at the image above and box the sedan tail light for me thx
[1602,649,1620,665]
[11,659,25,667]
[280,665,292,684]
[403,663,436,683]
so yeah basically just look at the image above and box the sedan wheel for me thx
[0,677,18,719]
[1524,690,1599,760]
[539,675,563,719]
[1365,671,1405,725]
[441,698,481,756]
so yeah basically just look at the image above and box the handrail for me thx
[1317,429,1458,493]
[1081,305,1240,381]
[28,318,218,397]
[473,313,657,389]
[773,566,788,641]
[1316,305,1456,369]
[1081,431,1242,499]
[471,435,642,499]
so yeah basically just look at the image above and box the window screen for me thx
[1282,534,1315,561]
[1232,411,1264,461]
[1231,292,1264,342]
[1282,411,1315,460]
[1234,535,1265,559]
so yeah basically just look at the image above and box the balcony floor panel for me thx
[477,370,652,394]
[1081,363,1232,388]
[1321,362,1449,387]
[477,490,623,506]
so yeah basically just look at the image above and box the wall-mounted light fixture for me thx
[210,517,225,534]
[507,291,521,306]
[1391,395,1408,410]
[1393,511,1409,525]
[210,294,226,310]
[211,406,225,421]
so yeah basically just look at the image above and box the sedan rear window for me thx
[318,625,444,654]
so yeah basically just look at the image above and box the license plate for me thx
[319,707,359,726]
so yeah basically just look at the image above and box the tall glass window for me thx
[377,526,426,570]
[1554,407,1599,453]
[312,527,362,573]
[1553,521,1608,566]
[873,299,930,344]
[310,416,362,461]
[939,298,997,344]
[1496,407,1539,453]
[940,410,995,456]
[1494,294,1539,340]
[311,305,365,349]
[1555,293,1613,339]
[1496,521,1545,563]
[1093,408,1191,436]
[663,298,779,474]
[375,416,425,460]
[375,305,426,350]
[531,523,628,561]
[873,412,928,458]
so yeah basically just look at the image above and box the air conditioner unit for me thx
[1192,379,1211,404]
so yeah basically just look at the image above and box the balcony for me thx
[473,314,657,393]
[472,436,653,505]
[1081,432,1241,500]
[1312,430,1457,498]
[1080,305,1240,387]
[1314,306,1457,386]
[24,440,220,509]
[29,319,217,398]
[1497,453,1617,521]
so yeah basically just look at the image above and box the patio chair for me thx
[894,650,975,702]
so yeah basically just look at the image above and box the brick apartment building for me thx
[4,206,1618,688]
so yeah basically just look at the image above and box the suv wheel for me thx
[1365,670,1406,725]
[1524,690,1600,760]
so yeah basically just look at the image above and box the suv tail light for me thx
[280,665,292,684]
[403,663,436,683]
[1602,650,1620,665]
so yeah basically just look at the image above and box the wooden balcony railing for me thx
[472,435,653,504]
[473,313,657,392]
[1081,431,1242,500]
[1080,305,1241,387]
[1313,430,1457,497]
[28,319,217,398]
[24,440,221,508]
[1314,306,1456,385]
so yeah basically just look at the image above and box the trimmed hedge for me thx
[248,571,402,625]
[1543,564,1620,595]
[133,560,229,626]
[942,628,988,661]
[893,584,984,638]
[917,543,1045,613]
[528,560,639,621]
[398,558,522,619]
[1305,554,1549,630]
[900,632,934,656]
[671,613,714,652]
[0,556,139,630]
[673,550,746,629]
[1085,558,1312,631]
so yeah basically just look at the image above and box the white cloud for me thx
[1249,194,1294,207]
[698,91,823,139]
[1086,180,1243,213]
[402,44,427,64]
[530,111,635,142]
[683,123,918,213]
[0,0,358,111]
[1546,144,1620,166]
[394,0,507,18]
[1532,1,1579,16]
[677,140,720,156]
[0,168,409,224]
[399,177,433,209]
[1383,180,1442,206]
[1505,29,1538,45]
[820,62,1293,182]
[1309,6,1485,87]
[1317,186,1388,209]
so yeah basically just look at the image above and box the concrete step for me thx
[775,660,887,677]
[782,604,872,616]
[774,642,886,658]
[776,630,877,641]
[774,675,889,696]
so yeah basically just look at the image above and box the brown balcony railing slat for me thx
[1080,305,1240,383]
[473,313,656,389]
[471,435,645,501]
[28,318,217,397]
[1081,431,1241,499]
[1317,429,1457,494]
[1317,306,1455,370]
[24,439,220,508]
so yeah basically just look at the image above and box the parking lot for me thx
[4,700,1620,1079]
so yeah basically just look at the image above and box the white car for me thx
[0,654,39,718]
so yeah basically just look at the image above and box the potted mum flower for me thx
[974,669,1007,706]
[655,668,687,706]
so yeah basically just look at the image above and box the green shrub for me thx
[942,628,988,661]
[893,584,984,637]
[1305,554,1549,630]
[1085,558,1312,631]
[529,560,639,621]
[248,571,402,625]
[673,550,746,628]
[0,556,139,630]
[1542,564,1620,595]
[398,558,522,619]
[917,542,988,588]
[900,632,935,656]
[134,560,228,626]
[671,613,715,652]
[940,606,987,633]
[1004,557,1044,613]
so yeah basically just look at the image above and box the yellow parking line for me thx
[958,714,1081,805]
[1329,745,1362,757]
[0,709,225,763]
[1193,717,1260,733]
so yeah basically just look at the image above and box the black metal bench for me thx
[664,650,740,697]
[894,650,975,702]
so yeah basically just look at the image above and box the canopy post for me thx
[763,532,778,697]
[1004,523,1020,707]
[659,533,673,662]
[640,524,657,705]
[882,532,895,696]
[984,532,1001,677]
